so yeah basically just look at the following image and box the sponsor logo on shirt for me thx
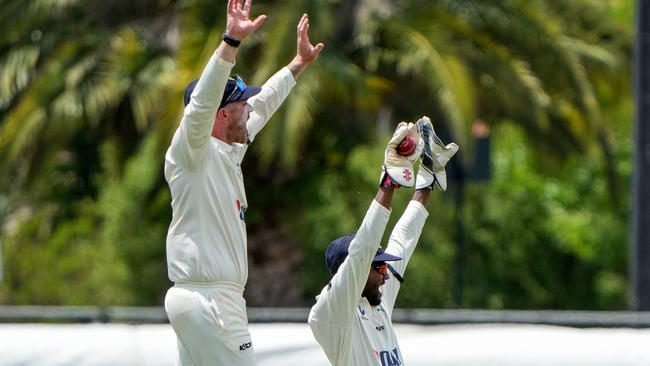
[376,325,385,332]
[236,162,243,177]
[236,199,247,221]
[358,305,369,321]
[375,348,401,366]
[239,341,252,351]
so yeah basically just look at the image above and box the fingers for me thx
[298,13,308,38]
[234,0,243,12]
[313,42,325,56]
[297,13,307,32]
[243,0,251,14]
[389,122,413,146]
[252,14,267,30]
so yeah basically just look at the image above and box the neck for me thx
[212,124,246,145]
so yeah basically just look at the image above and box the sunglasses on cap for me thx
[224,75,247,105]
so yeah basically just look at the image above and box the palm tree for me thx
[0,0,631,306]
[0,0,182,304]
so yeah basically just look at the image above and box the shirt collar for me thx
[211,136,233,152]
[211,136,247,154]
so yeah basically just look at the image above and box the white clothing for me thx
[309,200,429,366]
[163,52,295,365]
[165,282,255,365]
[164,55,296,286]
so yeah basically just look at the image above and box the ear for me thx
[216,107,228,121]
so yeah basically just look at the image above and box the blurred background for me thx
[0,0,645,364]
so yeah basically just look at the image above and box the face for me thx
[362,262,389,306]
[217,100,253,143]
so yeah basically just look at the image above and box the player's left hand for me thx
[295,13,325,65]
[380,122,423,188]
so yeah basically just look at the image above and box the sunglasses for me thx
[371,263,388,275]
[224,75,247,104]
[371,262,405,283]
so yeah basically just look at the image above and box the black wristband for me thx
[221,33,241,48]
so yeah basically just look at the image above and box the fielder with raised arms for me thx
[163,0,324,364]
[309,117,459,366]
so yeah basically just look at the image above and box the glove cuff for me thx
[381,165,415,188]
[380,171,400,189]
[415,168,435,190]
[415,167,448,191]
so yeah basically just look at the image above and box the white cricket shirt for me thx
[309,200,428,366]
[164,54,296,286]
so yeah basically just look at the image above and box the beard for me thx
[362,285,383,306]
[230,112,249,144]
[238,113,249,142]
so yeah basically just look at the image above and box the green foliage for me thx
[0,201,133,305]
[460,125,628,309]
[0,0,635,310]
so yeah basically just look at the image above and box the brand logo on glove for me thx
[239,341,252,351]
[402,169,412,182]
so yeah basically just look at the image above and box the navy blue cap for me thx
[183,76,261,108]
[325,234,402,275]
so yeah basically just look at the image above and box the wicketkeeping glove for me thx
[415,116,459,191]
[380,122,424,188]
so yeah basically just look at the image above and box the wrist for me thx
[288,56,309,79]
[221,32,241,47]
[380,168,400,189]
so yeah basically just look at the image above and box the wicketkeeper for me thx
[309,117,459,365]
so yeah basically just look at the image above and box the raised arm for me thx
[381,190,430,314]
[308,123,420,326]
[166,0,267,171]
[243,13,325,148]
[382,116,460,314]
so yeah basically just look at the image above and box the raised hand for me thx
[287,13,325,79]
[225,0,267,40]
[380,122,423,189]
[295,13,325,65]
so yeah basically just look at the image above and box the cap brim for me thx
[373,252,402,262]
[239,86,261,101]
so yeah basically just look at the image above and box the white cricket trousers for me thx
[165,281,257,366]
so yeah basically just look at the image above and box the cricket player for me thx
[309,117,459,366]
[163,0,324,364]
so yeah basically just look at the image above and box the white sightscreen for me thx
[1,322,650,365]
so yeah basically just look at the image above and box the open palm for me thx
[296,13,325,64]
[226,0,267,40]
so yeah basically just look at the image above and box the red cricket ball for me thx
[397,135,417,156]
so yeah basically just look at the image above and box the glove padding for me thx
[380,122,424,188]
[415,116,459,191]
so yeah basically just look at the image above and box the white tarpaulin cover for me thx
[1,322,650,365]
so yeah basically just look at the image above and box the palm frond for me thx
[0,46,40,109]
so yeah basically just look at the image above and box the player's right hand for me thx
[225,0,267,41]
[380,122,423,188]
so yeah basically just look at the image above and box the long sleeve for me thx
[308,200,391,364]
[381,200,429,315]
[246,67,296,143]
[166,55,234,173]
